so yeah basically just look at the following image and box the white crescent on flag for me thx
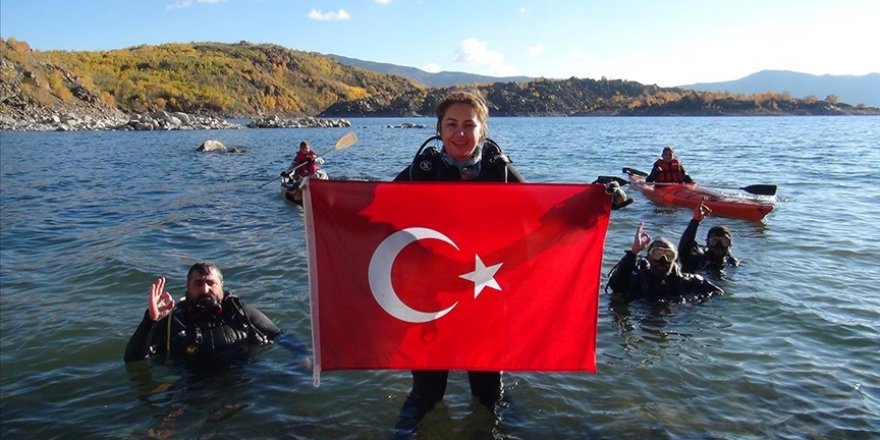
[368,227,504,323]
[368,227,461,323]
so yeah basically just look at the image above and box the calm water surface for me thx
[2,116,879,439]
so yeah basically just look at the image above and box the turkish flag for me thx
[304,179,610,384]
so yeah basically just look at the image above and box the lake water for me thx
[1,116,879,439]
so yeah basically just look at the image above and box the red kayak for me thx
[623,168,775,221]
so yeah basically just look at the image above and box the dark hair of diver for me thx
[707,225,732,240]
[186,262,223,284]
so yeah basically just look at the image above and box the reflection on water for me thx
[2,116,880,438]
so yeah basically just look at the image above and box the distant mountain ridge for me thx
[327,54,532,87]
[679,70,880,107]
[329,55,880,108]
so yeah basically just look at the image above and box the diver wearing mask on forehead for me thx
[678,202,739,273]
[607,222,722,304]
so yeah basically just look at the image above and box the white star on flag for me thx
[459,255,503,298]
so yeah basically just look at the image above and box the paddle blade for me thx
[595,175,629,186]
[334,132,358,150]
[622,167,648,177]
[741,184,777,196]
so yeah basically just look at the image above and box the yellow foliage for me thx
[6,37,31,54]
[47,71,74,102]
[100,91,116,107]
[341,84,369,101]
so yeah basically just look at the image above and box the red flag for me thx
[304,180,610,384]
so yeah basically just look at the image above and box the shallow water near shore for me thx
[2,116,879,439]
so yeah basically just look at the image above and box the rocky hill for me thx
[0,37,417,126]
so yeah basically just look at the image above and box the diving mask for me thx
[708,235,731,247]
[648,247,676,264]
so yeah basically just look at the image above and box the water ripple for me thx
[2,117,880,438]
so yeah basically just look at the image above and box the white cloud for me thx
[167,0,226,10]
[421,63,441,73]
[454,37,515,76]
[519,6,528,14]
[307,9,351,21]
[526,43,544,58]
[373,0,392,4]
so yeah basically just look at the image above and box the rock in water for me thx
[197,140,226,152]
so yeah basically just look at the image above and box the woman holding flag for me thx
[392,91,514,431]
[391,91,629,434]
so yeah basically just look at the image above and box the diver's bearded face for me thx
[186,270,224,304]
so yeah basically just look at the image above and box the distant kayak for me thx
[623,167,775,221]
[281,171,328,206]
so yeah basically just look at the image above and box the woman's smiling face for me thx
[440,102,483,161]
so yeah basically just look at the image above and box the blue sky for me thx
[1,0,878,87]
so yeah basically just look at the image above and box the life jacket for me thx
[652,158,686,183]
[159,295,269,362]
[406,137,513,182]
[294,150,318,177]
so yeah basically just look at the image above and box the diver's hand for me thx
[693,201,711,221]
[631,222,651,254]
[148,277,175,321]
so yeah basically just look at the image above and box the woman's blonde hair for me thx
[434,91,489,141]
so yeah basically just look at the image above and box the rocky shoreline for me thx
[0,107,352,132]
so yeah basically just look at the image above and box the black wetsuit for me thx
[607,251,723,305]
[678,219,739,274]
[124,292,281,363]
[393,138,525,183]
[392,138,521,428]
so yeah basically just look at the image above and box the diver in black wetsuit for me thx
[124,262,283,363]
[678,202,739,274]
[608,222,722,305]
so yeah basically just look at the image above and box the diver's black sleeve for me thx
[678,219,703,273]
[123,310,164,362]
[505,164,526,183]
[607,251,638,294]
[681,273,723,299]
[393,167,411,182]
[242,303,282,339]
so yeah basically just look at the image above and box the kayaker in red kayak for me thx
[646,146,694,184]
[678,202,739,273]
[607,222,722,304]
